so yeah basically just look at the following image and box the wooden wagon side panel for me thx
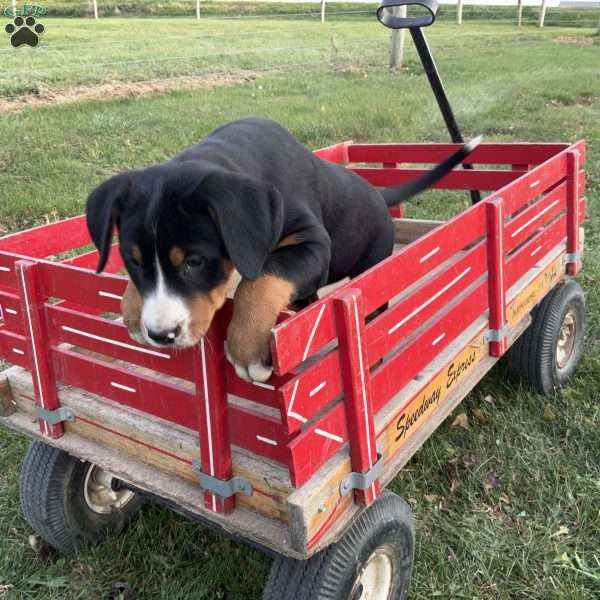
[4,367,292,525]
[288,249,566,554]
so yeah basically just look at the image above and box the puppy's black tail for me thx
[380,135,483,207]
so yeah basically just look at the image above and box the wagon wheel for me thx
[20,441,145,552]
[508,279,586,394]
[263,491,414,600]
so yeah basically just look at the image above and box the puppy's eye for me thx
[184,256,206,272]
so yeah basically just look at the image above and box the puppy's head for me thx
[86,162,284,347]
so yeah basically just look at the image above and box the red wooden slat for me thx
[346,143,573,166]
[280,351,342,434]
[370,282,488,410]
[46,303,194,380]
[272,201,487,377]
[347,141,586,168]
[505,214,567,290]
[229,406,293,466]
[366,241,487,364]
[350,167,517,191]
[0,290,24,334]
[0,215,90,257]
[52,347,197,428]
[313,141,352,164]
[287,399,348,487]
[495,151,568,217]
[0,252,27,289]
[16,261,63,438]
[505,181,567,252]
[38,262,126,313]
[0,329,29,368]
[333,289,380,505]
[63,243,124,274]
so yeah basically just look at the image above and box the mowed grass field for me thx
[0,11,599,600]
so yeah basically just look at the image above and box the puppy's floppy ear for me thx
[203,172,284,281]
[86,172,132,273]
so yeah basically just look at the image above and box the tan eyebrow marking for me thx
[169,246,186,268]
[131,244,143,266]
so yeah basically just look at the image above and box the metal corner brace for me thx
[485,324,509,343]
[563,251,581,265]
[192,460,253,498]
[36,406,75,425]
[340,453,384,497]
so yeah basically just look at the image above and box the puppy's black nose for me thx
[147,326,180,345]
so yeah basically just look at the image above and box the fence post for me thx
[517,0,523,27]
[389,5,407,69]
[196,0,201,20]
[539,0,548,28]
[333,289,380,507]
[457,0,463,25]
[321,0,326,24]
[486,199,507,357]
[11,0,16,16]
[92,0,98,19]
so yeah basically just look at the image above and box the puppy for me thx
[86,118,478,382]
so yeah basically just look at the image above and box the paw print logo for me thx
[5,16,45,48]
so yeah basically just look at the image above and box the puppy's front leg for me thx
[227,225,331,382]
[226,274,295,382]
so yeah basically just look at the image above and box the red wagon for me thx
[0,136,587,598]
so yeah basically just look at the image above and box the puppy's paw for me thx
[226,342,272,383]
[248,362,273,383]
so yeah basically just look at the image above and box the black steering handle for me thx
[376,0,439,29]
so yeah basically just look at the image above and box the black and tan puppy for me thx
[86,117,478,382]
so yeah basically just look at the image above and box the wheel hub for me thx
[556,308,577,370]
[350,547,394,600]
[83,464,136,514]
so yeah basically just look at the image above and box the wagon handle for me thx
[376,0,439,29]
[376,0,482,204]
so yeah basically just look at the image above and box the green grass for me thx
[4,15,595,98]
[1,14,600,600]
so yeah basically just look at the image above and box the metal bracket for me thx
[36,406,75,425]
[192,460,253,498]
[563,251,581,265]
[485,324,509,343]
[340,453,384,496]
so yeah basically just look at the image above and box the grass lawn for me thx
[0,12,599,600]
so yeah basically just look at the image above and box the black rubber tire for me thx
[20,441,144,553]
[507,279,585,394]
[263,490,415,600]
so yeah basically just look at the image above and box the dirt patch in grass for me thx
[546,95,595,108]
[0,72,257,114]
[553,35,596,45]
